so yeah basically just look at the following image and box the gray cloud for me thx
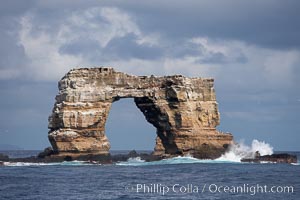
[118,0,300,50]
[0,0,300,150]
[0,0,34,17]
[0,11,29,79]
[196,51,248,64]
[103,34,163,60]
[0,80,57,149]
[0,29,27,69]
[59,34,163,61]
[59,38,102,57]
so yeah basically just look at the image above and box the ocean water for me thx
[1,148,300,199]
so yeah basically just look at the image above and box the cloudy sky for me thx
[0,0,299,151]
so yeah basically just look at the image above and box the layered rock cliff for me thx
[48,67,233,158]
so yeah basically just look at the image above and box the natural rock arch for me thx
[48,67,233,158]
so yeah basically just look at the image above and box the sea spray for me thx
[117,155,205,166]
[251,140,273,155]
[3,140,274,167]
[216,139,274,162]
[2,160,97,167]
[117,140,274,166]
[116,154,241,166]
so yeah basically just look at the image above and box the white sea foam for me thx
[3,162,52,166]
[116,154,236,166]
[3,160,97,167]
[216,139,274,162]
[2,140,275,167]
[116,155,199,166]
[117,139,274,166]
[116,157,145,166]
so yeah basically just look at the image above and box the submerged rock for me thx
[2,150,297,165]
[128,150,138,158]
[241,153,297,164]
[0,153,9,161]
[6,151,158,164]
[37,147,54,158]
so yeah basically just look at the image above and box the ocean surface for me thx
[0,149,299,200]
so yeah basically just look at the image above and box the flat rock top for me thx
[59,67,215,92]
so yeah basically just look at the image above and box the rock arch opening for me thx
[105,98,156,151]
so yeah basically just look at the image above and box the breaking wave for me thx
[117,139,274,166]
[116,153,243,166]
[2,140,276,167]
[116,155,221,166]
[2,160,98,167]
[216,139,273,162]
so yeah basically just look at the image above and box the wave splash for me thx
[117,155,212,166]
[2,140,275,167]
[2,160,97,167]
[216,139,273,162]
[117,139,274,166]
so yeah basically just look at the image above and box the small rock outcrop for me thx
[37,147,54,158]
[241,153,298,164]
[0,153,9,162]
[48,67,233,159]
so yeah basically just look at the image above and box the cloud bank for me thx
[0,0,299,150]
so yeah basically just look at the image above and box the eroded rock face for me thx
[48,67,233,158]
